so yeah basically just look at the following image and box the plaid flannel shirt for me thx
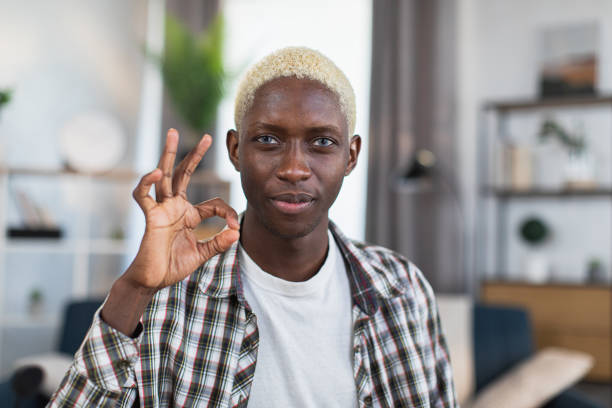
[49,222,458,407]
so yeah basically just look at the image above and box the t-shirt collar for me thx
[195,219,406,316]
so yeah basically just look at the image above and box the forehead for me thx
[241,77,346,134]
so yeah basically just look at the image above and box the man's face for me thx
[227,76,361,239]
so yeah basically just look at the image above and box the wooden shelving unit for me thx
[484,94,612,111]
[482,186,612,198]
[476,96,612,282]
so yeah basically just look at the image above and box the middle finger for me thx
[156,128,179,201]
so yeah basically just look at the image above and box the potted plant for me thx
[519,216,551,283]
[0,89,11,114]
[152,14,228,166]
[0,88,12,163]
[538,118,596,189]
[28,287,44,318]
[586,257,606,283]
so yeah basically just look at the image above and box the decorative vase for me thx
[564,149,596,189]
[28,298,44,318]
[523,253,550,283]
[587,261,607,284]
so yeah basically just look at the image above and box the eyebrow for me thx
[250,121,342,134]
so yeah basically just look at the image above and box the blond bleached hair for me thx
[234,46,356,136]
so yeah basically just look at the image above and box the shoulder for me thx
[141,270,204,327]
[344,235,437,307]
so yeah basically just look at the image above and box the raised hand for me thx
[101,129,240,335]
[126,128,240,291]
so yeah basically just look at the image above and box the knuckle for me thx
[204,196,221,206]
[211,237,223,254]
[199,243,212,259]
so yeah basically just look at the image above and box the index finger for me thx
[194,197,240,230]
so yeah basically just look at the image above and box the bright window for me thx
[215,0,372,240]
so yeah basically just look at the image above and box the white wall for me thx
[215,0,372,241]
[0,0,154,378]
[457,0,612,282]
[0,0,149,169]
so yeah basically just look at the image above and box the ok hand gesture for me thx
[102,129,239,336]
[125,128,240,292]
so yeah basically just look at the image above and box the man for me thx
[49,47,457,407]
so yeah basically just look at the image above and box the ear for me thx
[226,129,240,172]
[345,135,361,176]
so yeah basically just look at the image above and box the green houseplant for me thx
[0,89,11,114]
[519,217,549,246]
[519,216,551,283]
[0,88,12,163]
[153,14,228,149]
[28,287,44,317]
[538,118,596,189]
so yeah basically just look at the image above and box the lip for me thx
[269,192,315,215]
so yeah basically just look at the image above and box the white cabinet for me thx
[0,168,136,377]
[0,166,231,378]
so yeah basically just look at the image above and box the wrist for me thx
[117,271,158,298]
[101,276,156,336]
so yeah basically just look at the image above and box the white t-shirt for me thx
[239,230,358,407]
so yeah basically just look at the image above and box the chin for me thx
[258,210,326,240]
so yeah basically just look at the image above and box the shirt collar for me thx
[195,220,406,316]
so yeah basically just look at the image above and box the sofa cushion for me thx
[466,347,594,408]
[436,295,475,405]
[13,352,73,397]
[473,304,534,391]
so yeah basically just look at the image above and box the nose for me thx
[276,143,312,183]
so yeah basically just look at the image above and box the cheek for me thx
[317,160,348,198]
[238,155,273,195]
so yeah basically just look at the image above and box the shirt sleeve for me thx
[47,307,141,407]
[410,263,459,408]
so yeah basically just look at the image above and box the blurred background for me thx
[0,0,610,406]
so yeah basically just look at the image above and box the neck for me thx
[240,208,330,282]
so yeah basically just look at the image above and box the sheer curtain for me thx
[366,0,467,293]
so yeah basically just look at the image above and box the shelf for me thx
[5,240,74,253]
[482,279,612,289]
[0,315,60,327]
[5,239,130,254]
[88,239,130,254]
[483,186,612,198]
[0,167,138,180]
[484,94,612,112]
